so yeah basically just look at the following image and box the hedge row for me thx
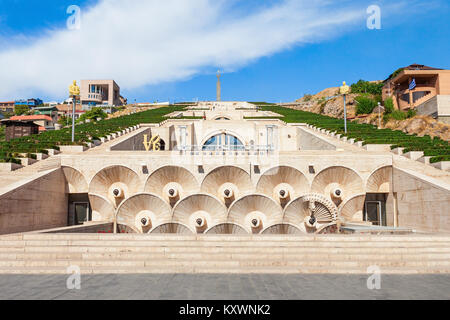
[0,106,186,163]
[258,105,450,164]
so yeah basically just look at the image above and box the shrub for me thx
[355,96,377,115]
[350,80,384,95]
[14,105,31,116]
[407,109,417,118]
[303,94,313,102]
[384,97,394,114]
[384,110,408,121]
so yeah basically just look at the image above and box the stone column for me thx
[217,71,221,102]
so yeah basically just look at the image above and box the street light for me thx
[68,80,80,143]
[339,81,350,134]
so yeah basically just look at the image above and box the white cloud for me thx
[0,0,369,100]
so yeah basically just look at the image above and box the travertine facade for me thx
[0,101,449,235]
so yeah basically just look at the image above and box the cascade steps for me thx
[0,234,449,274]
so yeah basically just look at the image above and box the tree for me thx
[350,80,384,95]
[14,105,30,116]
[58,115,70,126]
[77,107,107,123]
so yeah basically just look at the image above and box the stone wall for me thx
[297,127,336,151]
[110,128,151,151]
[416,95,450,124]
[393,167,450,233]
[0,169,68,235]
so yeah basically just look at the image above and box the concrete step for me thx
[0,259,449,268]
[2,238,450,247]
[2,246,450,254]
[0,234,448,274]
[0,265,448,275]
[4,234,450,242]
[1,252,449,261]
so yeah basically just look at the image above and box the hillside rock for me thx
[293,86,450,142]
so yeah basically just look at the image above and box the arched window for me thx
[203,133,244,151]
[215,117,230,120]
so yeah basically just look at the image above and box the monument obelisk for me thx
[216,70,221,102]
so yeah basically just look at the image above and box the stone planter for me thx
[403,151,424,161]
[34,153,49,161]
[391,147,405,155]
[46,149,60,156]
[417,156,432,165]
[364,144,392,152]
[0,162,23,172]
[59,145,87,153]
[19,158,38,166]
[431,161,450,172]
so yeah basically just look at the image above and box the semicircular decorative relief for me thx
[283,193,338,233]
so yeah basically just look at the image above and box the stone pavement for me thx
[0,274,449,300]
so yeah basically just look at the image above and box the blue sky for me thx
[0,0,449,103]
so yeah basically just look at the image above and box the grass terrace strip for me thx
[258,105,450,164]
[0,105,186,163]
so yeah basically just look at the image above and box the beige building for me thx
[80,80,126,107]
[383,64,450,123]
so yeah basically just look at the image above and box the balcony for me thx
[86,93,103,103]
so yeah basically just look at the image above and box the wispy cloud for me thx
[0,0,387,100]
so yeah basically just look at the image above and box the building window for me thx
[203,133,244,151]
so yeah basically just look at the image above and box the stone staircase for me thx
[0,234,449,274]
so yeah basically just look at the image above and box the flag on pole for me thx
[409,78,416,91]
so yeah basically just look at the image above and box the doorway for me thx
[364,194,387,226]
[365,201,384,226]
[73,202,91,225]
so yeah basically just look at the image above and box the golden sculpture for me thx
[69,80,80,96]
[143,135,161,151]
[339,81,350,95]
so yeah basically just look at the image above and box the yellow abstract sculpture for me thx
[69,80,80,97]
[143,135,161,151]
[340,81,350,95]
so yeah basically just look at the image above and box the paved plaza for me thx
[0,274,449,300]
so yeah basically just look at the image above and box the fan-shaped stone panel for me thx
[89,165,141,207]
[201,166,253,207]
[150,223,194,234]
[145,166,199,206]
[366,166,392,193]
[228,194,283,234]
[339,194,366,223]
[261,224,304,235]
[283,194,338,233]
[172,194,227,233]
[317,223,339,234]
[206,223,249,235]
[116,193,172,233]
[62,166,88,193]
[117,224,138,234]
[89,194,115,222]
[311,166,364,205]
[256,166,309,206]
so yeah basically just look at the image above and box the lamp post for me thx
[69,80,80,143]
[339,81,350,134]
